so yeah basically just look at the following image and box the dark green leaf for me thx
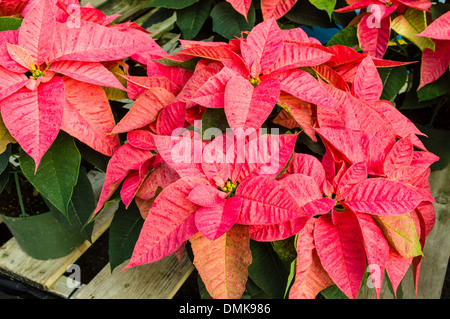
[285,0,337,28]
[332,0,357,28]
[19,132,81,219]
[197,274,213,299]
[76,140,110,173]
[430,3,450,20]
[177,0,212,40]
[271,236,297,270]
[248,240,289,299]
[385,271,404,299]
[0,144,11,175]
[242,277,271,299]
[156,57,200,72]
[0,17,22,31]
[320,285,349,299]
[108,201,145,272]
[210,2,255,40]
[201,108,229,139]
[142,7,174,29]
[378,66,408,101]
[46,168,95,241]
[326,25,358,47]
[417,72,450,102]
[309,0,336,19]
[416,123,450,171]
[147,0,199,9]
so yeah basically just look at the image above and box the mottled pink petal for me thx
[188,184,227,207]
[225,76,280,130]
[195,197,242,241]
[1,76,65,169]
[49,60,125,89]
[124,176,208,268]
[18,0,56,65]
[314,212,366,299]
[61,77,120,157]
[0,65,28,100]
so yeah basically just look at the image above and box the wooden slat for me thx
[0,171,117,291]
[75,253,194,299]
[48,275,83,299]
[358,165,450,299]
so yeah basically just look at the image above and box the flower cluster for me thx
[89,19,439,299]
[0,0,444,299]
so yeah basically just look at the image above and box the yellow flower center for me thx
[32,69,44,79]
[219,180,238,195]
[249,76,260,88]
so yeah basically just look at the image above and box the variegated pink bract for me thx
[226,0,298,20]
[416,11,450,88]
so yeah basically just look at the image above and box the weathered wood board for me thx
[75,253,194,299]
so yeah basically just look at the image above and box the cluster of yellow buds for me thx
[220,180,238,193]
[249,76,260,88]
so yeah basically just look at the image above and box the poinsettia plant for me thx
[1,0,447,300]
[89,8,444,298]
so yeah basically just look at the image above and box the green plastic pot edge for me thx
[1,211,85,260]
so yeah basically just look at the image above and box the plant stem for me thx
[13,171,29,218]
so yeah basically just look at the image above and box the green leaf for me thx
[378,66,408,101]
[46,168,95,241]
[430,3,450,20]
[156,57,200,72]
[0,144,11,175]
[416,123,450,171]
[385,271,404,299]
[284,258,296,298]
[147,0,199,9]
[391,8,435,51]
[108,201,144,272]
[271,236,297,270]
[417,72,450,102]
[0,17,22,31]
[19,132,81,219]
[75,140,110,173]
[320,285,349,299]
[326,25,358,47]
[176,0,212,40]
[248,240,289,299]
[285,0,337,28]
[309,0,336,19]
[201,108,229,139]
[210,2,255,40]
